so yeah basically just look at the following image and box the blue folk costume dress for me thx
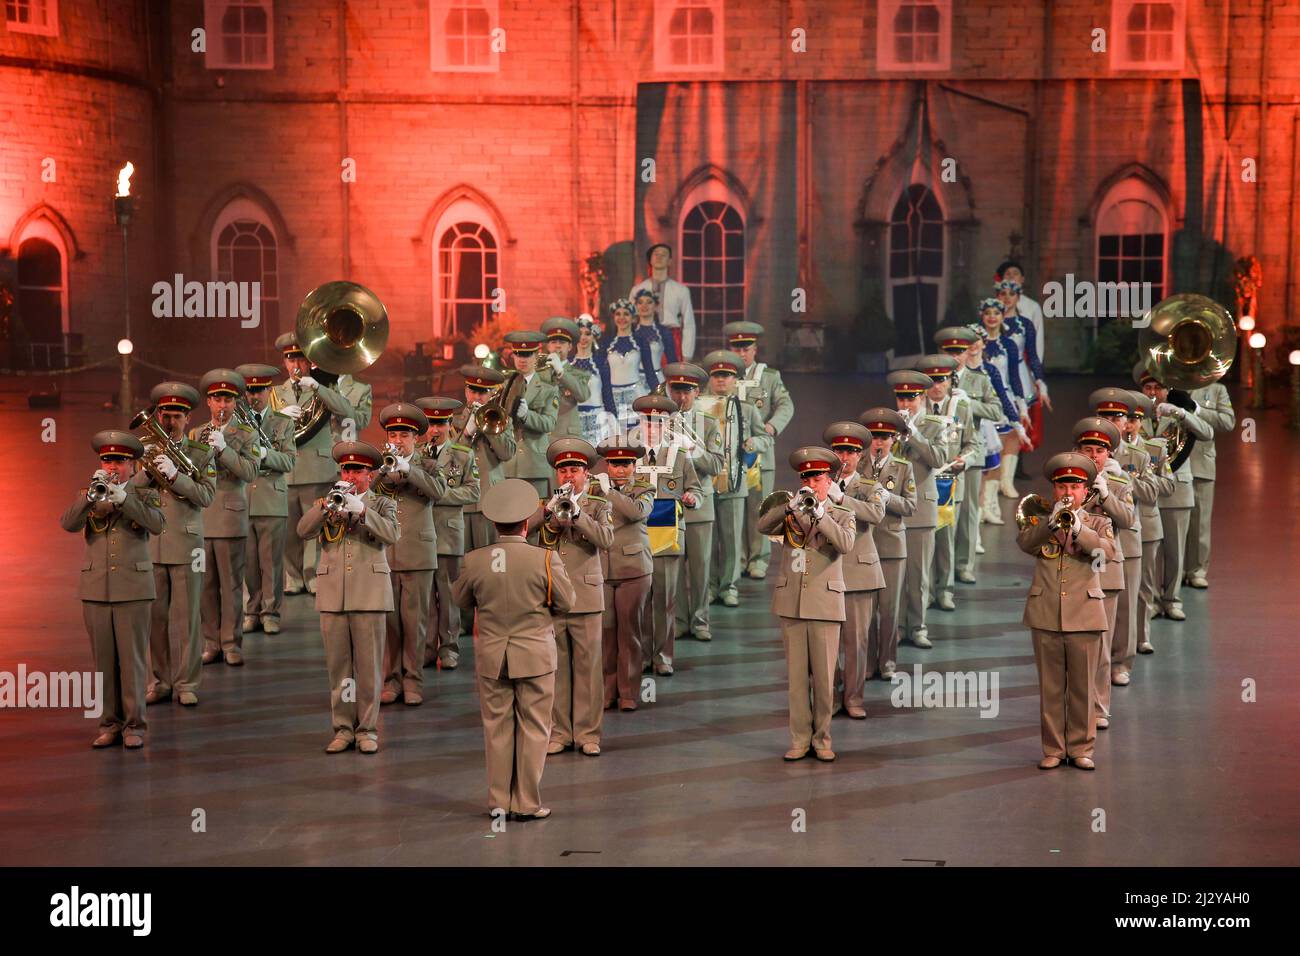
[570,353,605,444]
[977,328,1024,471]
[595,326,659,434]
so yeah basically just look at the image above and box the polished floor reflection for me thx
[2,372,1297,866]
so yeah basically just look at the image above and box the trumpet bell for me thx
[295,281,389,376]
[1138,294,1237,391]
[759,489,793,518]
[1014,493,1053,531]
[473,403,509,435]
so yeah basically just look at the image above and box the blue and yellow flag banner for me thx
[647,498,683,555]
[935,475,956,530]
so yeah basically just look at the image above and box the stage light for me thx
[117,338,133,355]
[1249,332,1265,349]
[473,343,490,360]
[1290,350,1300,366]
[1239,315,1255,332]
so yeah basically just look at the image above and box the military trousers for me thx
[643,553,682,669]
[1158,507,1191,611]
[321,610,384,741]
[868,556,906,675]
[676,518,714,636]
[839,589,880,710]
[955,469,982,577]
[1186,477,1215,580]
[244,515,286,621]
[426,554,462,665]
[385,568,435,696]
[550,611,603,747]
[1111,556,1143,677]
[85,599,151,737]
[202,536,247,655]
[1095,589,1120,720]
[780,617,841,752]
[149,563,202,695]
[1030,628,1101,760]
[742,468,775,572]
[900,526,936,640]
[478,666,555,816]
[603,574,650,708]
[710,495,746,598]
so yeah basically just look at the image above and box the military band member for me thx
[1017,453,1117,770]
[726,321,794,580]
[135,384,214,706]
[936,327,1001,584]
[539,317,594,438]
[822,423,888,718]
[415,397,479,669]
[914,354,978,612]
[594,439,656,711]
[663,362,725,642]
[1137,365,1214,621]
[1185,380,1235,589]
[376,404,448,706]
[856,408,917,679]
[272,332,374,595]
[530,439,613,756]
[501,330,561,497]
[701,350,771,609]
[297,442,400,754]
[631,393,703,675]
[194,370,259,666]
[453,479,577,820]
[1071,416,1134,729]
[236,363,297,637]
[756,447,855,761]
[887,369,954,649]
[61,432,165,748]
[451,364,519,554]
[1128,392,1174,656]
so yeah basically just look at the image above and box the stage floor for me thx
[2,372,1298,866]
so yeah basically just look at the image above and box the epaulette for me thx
[922,414,948,425]
[1109,471,1129,485]
[185,439,206,452]
[584,492,607,503]
[831,503,852,514]
[890,451,909,464]
[449,442,471,454]
[372,484,397,500]
[234,422,254,433]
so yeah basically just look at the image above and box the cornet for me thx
[325,481,355,515]
[793,487,820,515]
[552,482,580,521]
[87,476,112,503]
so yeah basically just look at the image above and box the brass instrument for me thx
[793,487,820,515]
[1014,490,1098,533]
[1138,294,1238,471]
[552,482,579,521]
[87,475,112,503]
[129,407,201,485]
[473,369,524,436]
[325,481,355,515]
[293,281,390,444]
[758,489,792,518]
[234,397,272,448]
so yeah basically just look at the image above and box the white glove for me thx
[950,387,968,401]
[515,398,530,420]
[298,375,319,390]
[592,473,610,495]
[546,491,565,514]
[279,403,304,421]
[343,492,365,516]
[394,454,411,475]
[1092,474,1110,501]
[207,429,227,451]
[1156,402,1181,420]
[462,414,477,438]
[812,499,826,521]
[256,445,268,462]
[107,481,128,505]
[154,454,178,481]
[332,480,353,493]
[1103,458,1124,477]
[1050,497,1069,518]
[826,479,845,503]
[547,353,564,375]
[1014,397,1029,419]
[93,468,111,482]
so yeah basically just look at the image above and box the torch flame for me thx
[116,162,135,198]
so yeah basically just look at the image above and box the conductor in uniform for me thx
[453,479,577,820]
[1017,453,1118,770]
[756,447,856,762]
[61,431,165,748]
[297,441,400,754]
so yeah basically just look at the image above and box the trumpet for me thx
[129,407,201,485]
[325,481,355,515]
[87,476,112,503]
[1014,489,1099,533]
[552,482,580,521]
[379,444,401,475]
[793,486,820,515]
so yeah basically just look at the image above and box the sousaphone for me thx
[293,281,389,444]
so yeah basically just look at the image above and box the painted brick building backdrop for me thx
[2,0,1297,379]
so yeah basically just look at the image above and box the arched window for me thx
[679,192,745,348]
[1111,0,1184,70]
[654,0,724,72]
[1095,177,1168,317]
[887,183,944,357]
[434,201,500,338]
[204,0,274,70]
[878,0,951,71]
[210,198,279,335]
[430,0,500,72]
[15,217,68,369]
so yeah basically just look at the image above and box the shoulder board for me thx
[185,439,206,451]
[234,422,254,433]
[449,442,471,454]
[372,485,397,500]
[922,414,947,425]
[890,452,908,464]
[267,409,291,421]
[1109,472,1129,484]
[584,493,607,503]
[831,503,852,514]
[956,396,969,406]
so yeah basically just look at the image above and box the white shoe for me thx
[999,454,1020,498]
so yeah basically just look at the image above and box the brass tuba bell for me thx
[293,281,389,444]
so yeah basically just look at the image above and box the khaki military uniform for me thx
[61,485,165,739]
[673,409,724,639]
[425,440,479,666]
[274,375,372,591]
[1111,441,1155,679]
[708,396,771,601]
[598,478,655,708]
[378,455,448,699]
[449,405,517,554]
[1153,408,1213,614]
[737,362,794,575]
[502,373,561,497]
[1135,436,1175,650]
[133,440,215,698]
[530,490,613,748]
[897,414,954,644]
[453,536,576,816]
[1017,511,1118,761]
[297,491,398,744]
[953,365,1000,578]
[1186,383,1234,582]
[836,474,887,710]
[927,393,978,601]
[1086,470,1135,721]
[538,361,593,439]
[190,420,259,658]
[636,443,702,671]
[861,451,917,675]
[243,409,297,626]
[756,501,855,753]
